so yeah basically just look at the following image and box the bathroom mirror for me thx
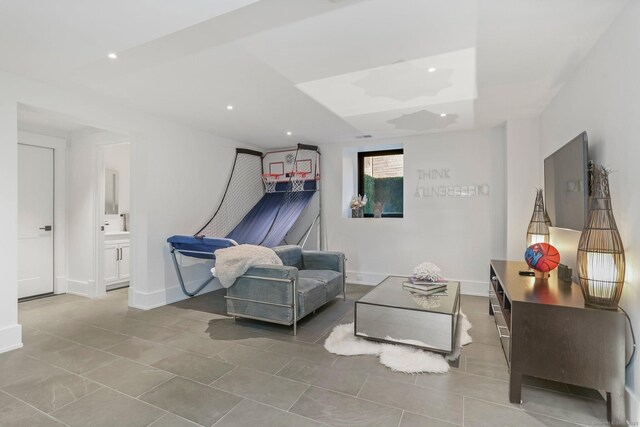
[105,169,119,214]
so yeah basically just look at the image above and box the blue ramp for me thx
[226,190,315,247]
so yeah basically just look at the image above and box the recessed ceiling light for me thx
[428,67,436,73]
[226,105,234,110]
[107,52,118,59]
[286,131,292,136]
[440,113,447,117]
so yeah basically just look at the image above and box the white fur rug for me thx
[324,312,472,374]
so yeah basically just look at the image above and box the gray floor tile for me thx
[64,325,130,349]
[117,319,180,342]
[400,411,462,427]
[267,340,338,366]
[521,385,607,425]
[85,313,134,332]
[84,358,174,397]
[34,341,119,374]
[148,413,201,427]
[139,376,242,426]
[215,399,323,427]
[464,397,582,427]
[358,375,464,425]
[209,324,278,349]
[460,341,505,362]
[415,370,514,407]
[152,351,234,384]
[10,284,610,427]
[331,354,417,384]
[212,367,309,410]
[277,357,368,396]
[464,355,509,381]
[104,337,180,365]
[290,386,403,427]
[169,316,213,333]
[51,387,164,427]
[126,305,186,328]
[0,351,52,388]
[214,344,293,374]
[0,390,66,427]
[2,363,101,413]
[161,331,231,356]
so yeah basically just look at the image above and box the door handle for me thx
[39,225,52,231]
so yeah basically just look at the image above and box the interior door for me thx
[18,144,54,299]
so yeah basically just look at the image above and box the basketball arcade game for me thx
[167,144,322,296]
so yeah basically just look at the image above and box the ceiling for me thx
[1,0,628,147]
[17,104,97,138]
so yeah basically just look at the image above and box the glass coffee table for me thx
[355,275,460,354]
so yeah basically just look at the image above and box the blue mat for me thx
[168,190,315,257]
[166,235,235,259]
[226,190,315,247]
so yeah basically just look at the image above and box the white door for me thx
[18,144,54,298]
[118,243,130,280]
[104,243,119,284]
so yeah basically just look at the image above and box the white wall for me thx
[505,118,541,260]
[539,0,640,420]
[0,99,21,353]
[0,69,256,353]
[321,127,506,295]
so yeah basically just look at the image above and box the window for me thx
[357,149,404,217]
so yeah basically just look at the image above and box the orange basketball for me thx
[524,243,560,272]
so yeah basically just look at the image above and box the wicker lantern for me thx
[526,189,550,247]
[577,164,625,309]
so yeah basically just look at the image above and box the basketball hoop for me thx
[262,173,279,193]
[290,172,307,192]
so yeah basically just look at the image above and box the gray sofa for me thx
[225,245,346,335]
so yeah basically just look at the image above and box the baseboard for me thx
[54,276,68,294]
[0,324,23,354]
[346,270,489,297]
[627,387,639,424]
[67,279,97,298]
[130,279,223,310]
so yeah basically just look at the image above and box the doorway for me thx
[17,144,54,299]
[100,142,131,292]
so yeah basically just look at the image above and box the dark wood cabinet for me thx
[489,260,626,426]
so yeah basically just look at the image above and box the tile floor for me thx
[2,285,607,427]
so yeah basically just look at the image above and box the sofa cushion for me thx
[273,245,303,268]
[299,270,343,300]
[297,277,327,318]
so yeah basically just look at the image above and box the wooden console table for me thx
[489,260,626,425]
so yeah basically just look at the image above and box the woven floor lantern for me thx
[526,189,550,247]
[577,164,625,309]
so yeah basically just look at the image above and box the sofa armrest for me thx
[302,251,345,273]
[242,264,298,281]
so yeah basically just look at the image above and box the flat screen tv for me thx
[544,131,589,231]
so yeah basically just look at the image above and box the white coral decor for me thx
[413,262,442,282]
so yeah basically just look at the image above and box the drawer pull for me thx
[497,325,510,339]
[492,304,502,313]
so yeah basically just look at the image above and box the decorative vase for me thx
[577,164,625,309]
[373,202,383,218]
[526,189,550,247]
[351,207,363,218]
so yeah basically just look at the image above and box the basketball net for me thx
[262,174,279,193]
[290,172,307,192]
